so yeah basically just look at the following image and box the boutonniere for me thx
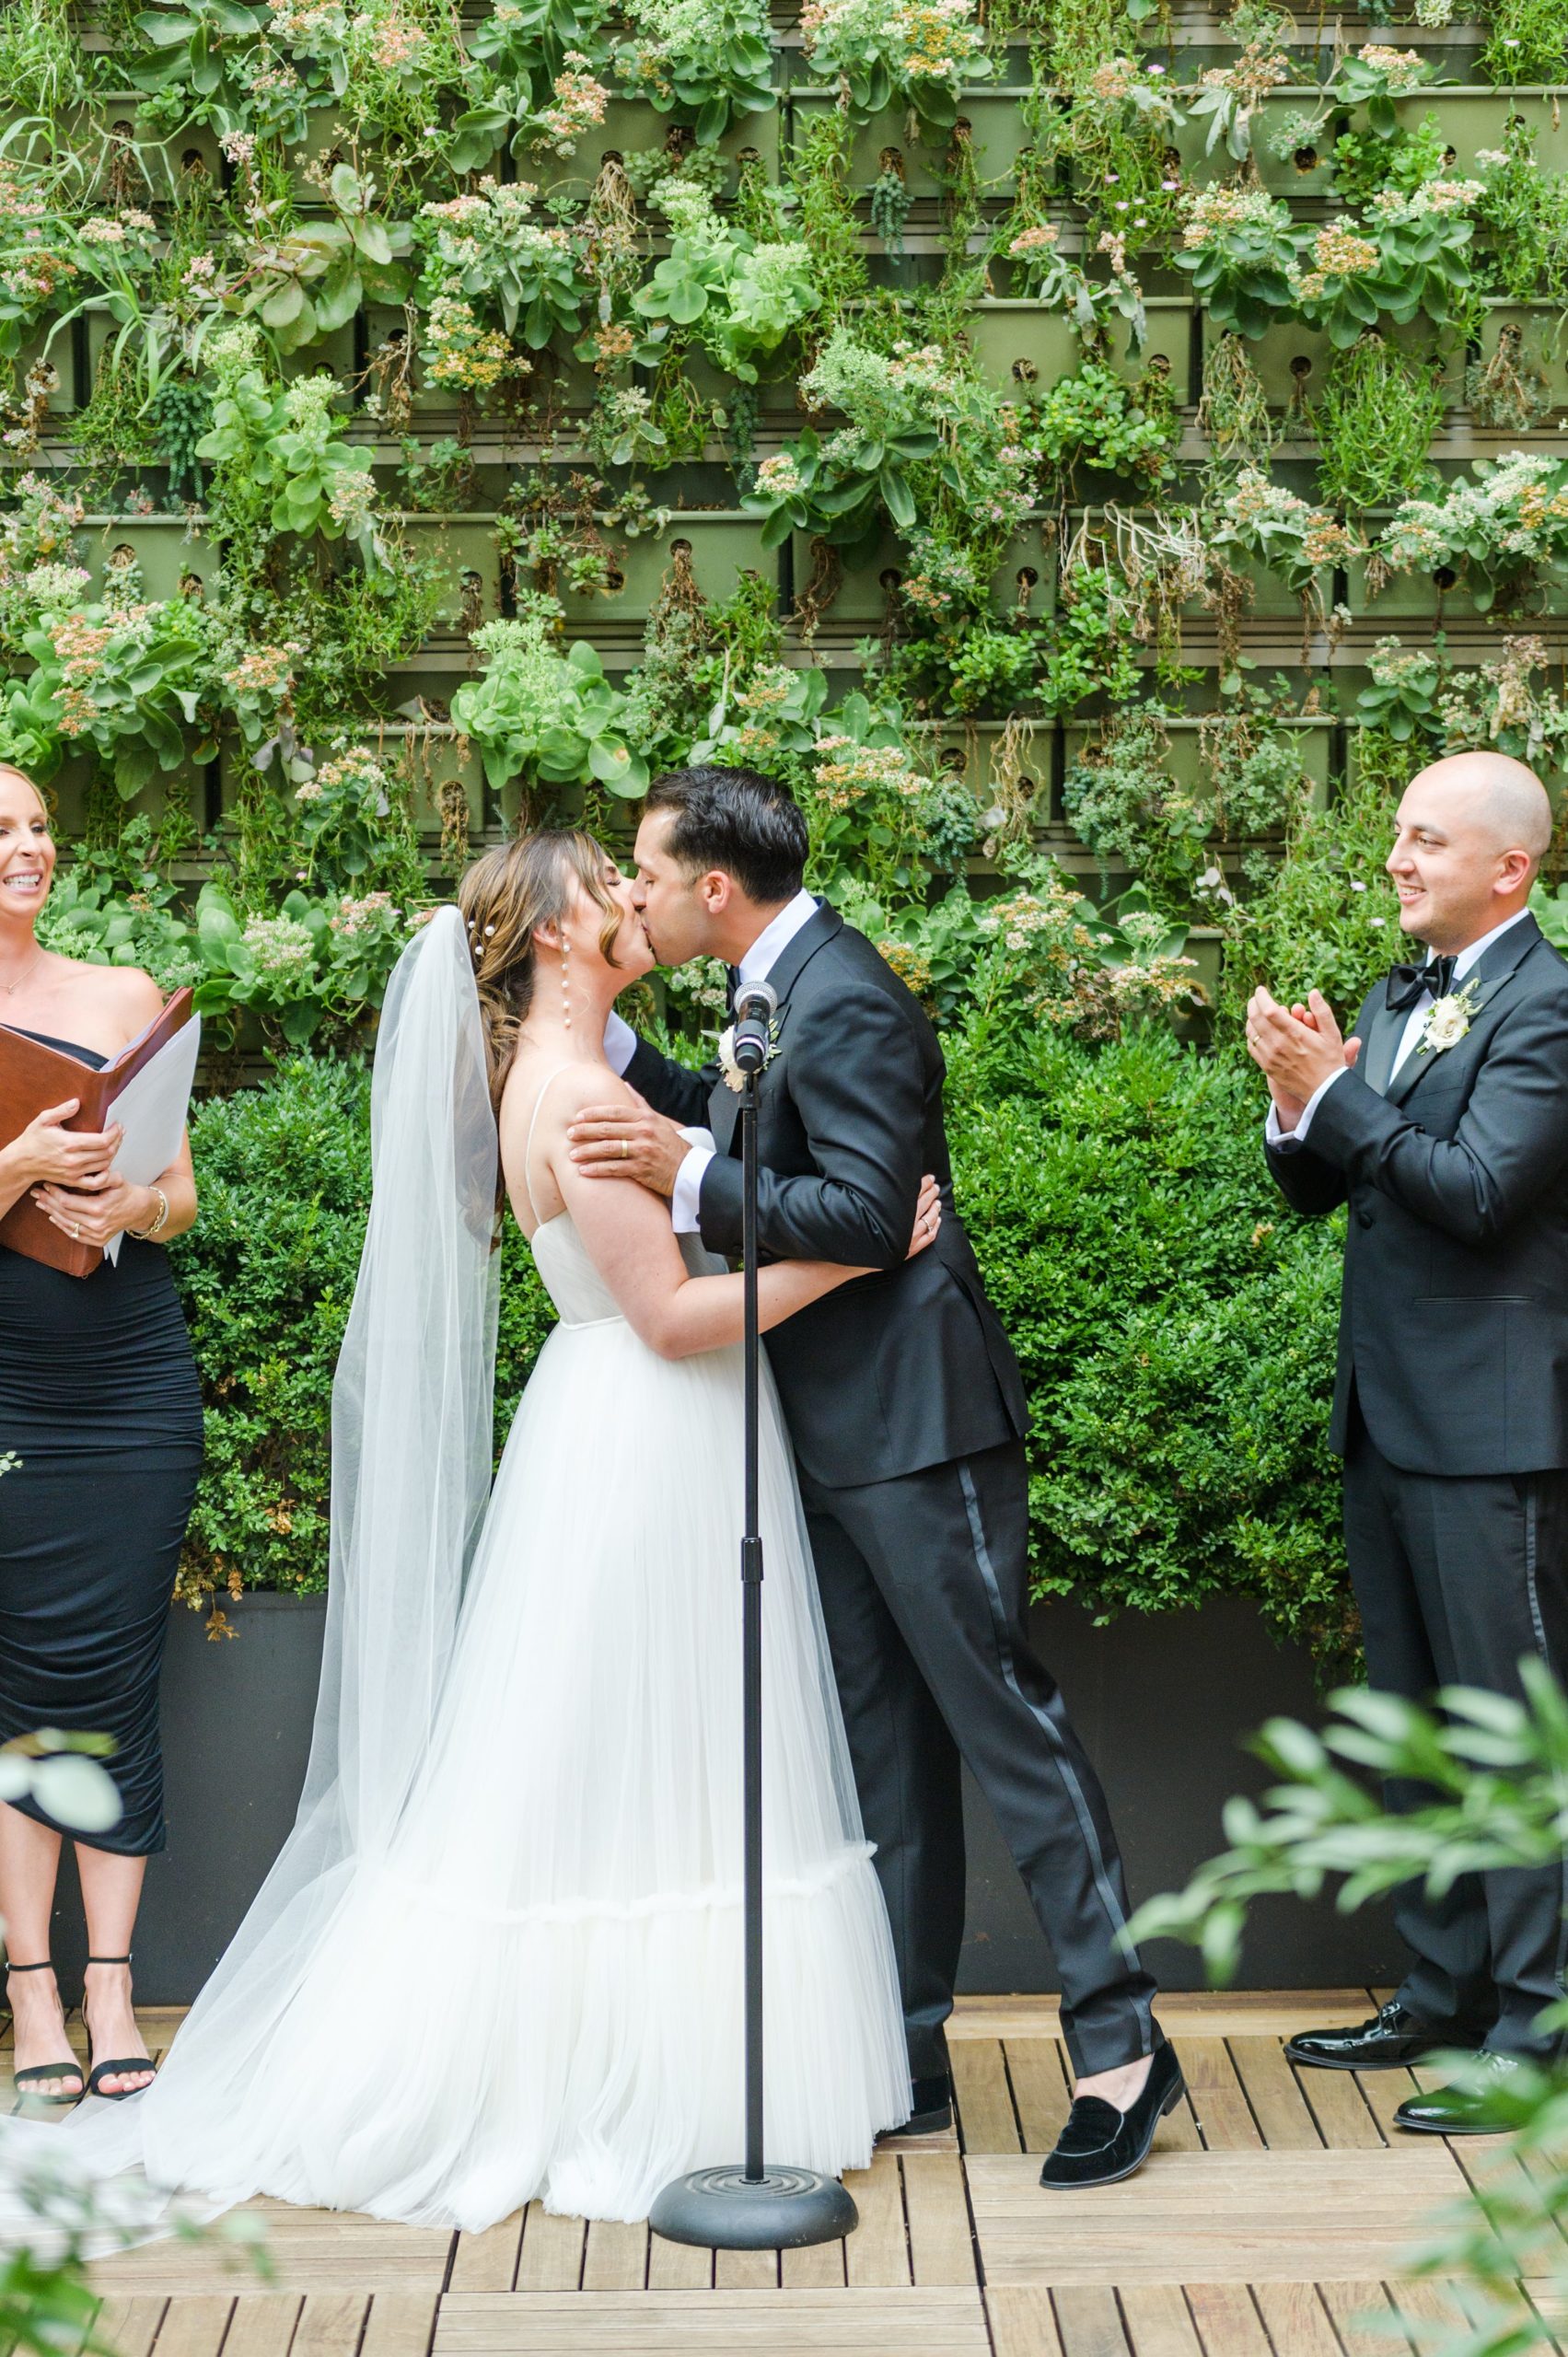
[717,1018,781,1093]
[1418,976,1483,1056]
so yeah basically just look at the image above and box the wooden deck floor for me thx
[11,1991,1558,2356]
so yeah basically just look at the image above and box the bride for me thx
[8,828,913,2233]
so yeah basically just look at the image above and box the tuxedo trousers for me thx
[798,1437,1157,2081]
[1343,1397,1568,2058]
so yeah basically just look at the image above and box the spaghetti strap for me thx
[521,1065,579,1230]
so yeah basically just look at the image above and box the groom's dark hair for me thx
[644,766,808,906]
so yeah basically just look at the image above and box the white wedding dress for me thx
[0,911,908,2237]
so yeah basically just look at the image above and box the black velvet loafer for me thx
[1394,2053,1526,2136]
[1040,2039,1184,2189]
[1284,2000,1457,2073]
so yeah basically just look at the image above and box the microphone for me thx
[731,979,777,1075]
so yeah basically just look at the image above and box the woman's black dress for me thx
[0,1029,203,1854]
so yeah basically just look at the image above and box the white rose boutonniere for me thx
[717,1019,781,1093]
[1417,975,1482,1057]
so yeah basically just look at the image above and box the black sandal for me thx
[82,1954,155,2100]
[6,1961,86,2104]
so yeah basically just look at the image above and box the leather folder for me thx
[0,988,195,1277]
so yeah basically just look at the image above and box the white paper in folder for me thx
[102,1013,201,1265]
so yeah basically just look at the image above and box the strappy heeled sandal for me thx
[82,1954,156,2100]
[6,1960,85,2103]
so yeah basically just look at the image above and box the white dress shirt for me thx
[1267,907,1531,1151]
[604,888,819,1231]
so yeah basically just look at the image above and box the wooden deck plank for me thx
[1170,2043,1261,2154]
[951,2041,1020,2154]
[1352,2067,1423,2144]
[1225,2039,1323,2152]
[713,2249,778,2290]
[93,2298,169,2357]
[514,2207,583,2294]
[292,2292,369,2357]
[1180,2284,1269,2356]
[93,2212,449,2298]
[1005,2041,1071,2154]
[358,2296,437,2357]
[219,2298,302,2357]
[780,2237,847,2289]
[1316,2280,1400,2357]
[1114,2285,1201,2357]
[643,2236,712,2292]
[1248,2283,1341,2355]
[1459,2131,1568,2255]
[580,2223,647,2293]
[948,1997,1377,2043]
[1386,2277,1469,2336]
[432,2288,990,2350]
[900,2154,975,2288]
[985,2288,1065,2357]
[147,2299,234,2357]
[842,2155,909,2289]
[1291,2062,1386,2152]
[1051,2286,1130,2357]
[967,2148,1467,2287]
[447,2219,523,2295]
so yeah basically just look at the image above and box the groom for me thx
[574,764,1177,2189]
[1249,750,1568,2131]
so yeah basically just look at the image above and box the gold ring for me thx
[621,1139,629,1161]
[69,1222,79,1239]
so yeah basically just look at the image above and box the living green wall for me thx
[2,0,1565,1028]
[6,0,1568,1664]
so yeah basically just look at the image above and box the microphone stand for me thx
[648,1052,859,2254]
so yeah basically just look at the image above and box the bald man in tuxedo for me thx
[1249,752,1568,2133]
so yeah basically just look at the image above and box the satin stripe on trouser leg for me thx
[802,1438,1156,2080]
[1344,1397,1568,2060]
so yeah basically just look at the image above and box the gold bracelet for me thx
[128,1185,170,1242]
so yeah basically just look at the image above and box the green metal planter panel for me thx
[798,517,1059,624]
[1204,313,1464,412]
[1390,87,1568,171]
[554,512,777,626]
[1063,715,1336,816]
[79,515,219,602]
[968,296,1192,399]
[788,88,1037,196]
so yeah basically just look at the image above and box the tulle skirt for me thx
[112,1317,910,2228]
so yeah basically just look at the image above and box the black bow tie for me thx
[1386,955,1458,1015]
[725,965,739,1015]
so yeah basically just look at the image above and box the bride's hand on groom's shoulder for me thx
[905,1175,942,1261]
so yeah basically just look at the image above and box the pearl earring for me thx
[561,933,572,1030]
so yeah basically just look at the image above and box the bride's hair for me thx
[458,829,624,1103]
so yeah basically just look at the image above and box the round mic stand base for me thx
[649,2165,859,2252]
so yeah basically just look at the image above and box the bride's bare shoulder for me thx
[498,1054,633,1137]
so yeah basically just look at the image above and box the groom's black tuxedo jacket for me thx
[1267,912,1568,1476]
[626,900,1028,1490]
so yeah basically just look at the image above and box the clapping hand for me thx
[1246,988,1362,1129]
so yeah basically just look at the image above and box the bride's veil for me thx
[0,904,499,2222]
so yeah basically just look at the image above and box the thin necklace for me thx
[0,945,42,997]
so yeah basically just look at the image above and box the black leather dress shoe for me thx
[1040,2039,1184,2189]
[882,2074,952,2139]
[1394,2053,1526,2136]
[1284,2000,1456,2072]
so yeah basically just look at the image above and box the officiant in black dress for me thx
[0,765,201,2103]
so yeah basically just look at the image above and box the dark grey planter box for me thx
[48,1590,1397,2004]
